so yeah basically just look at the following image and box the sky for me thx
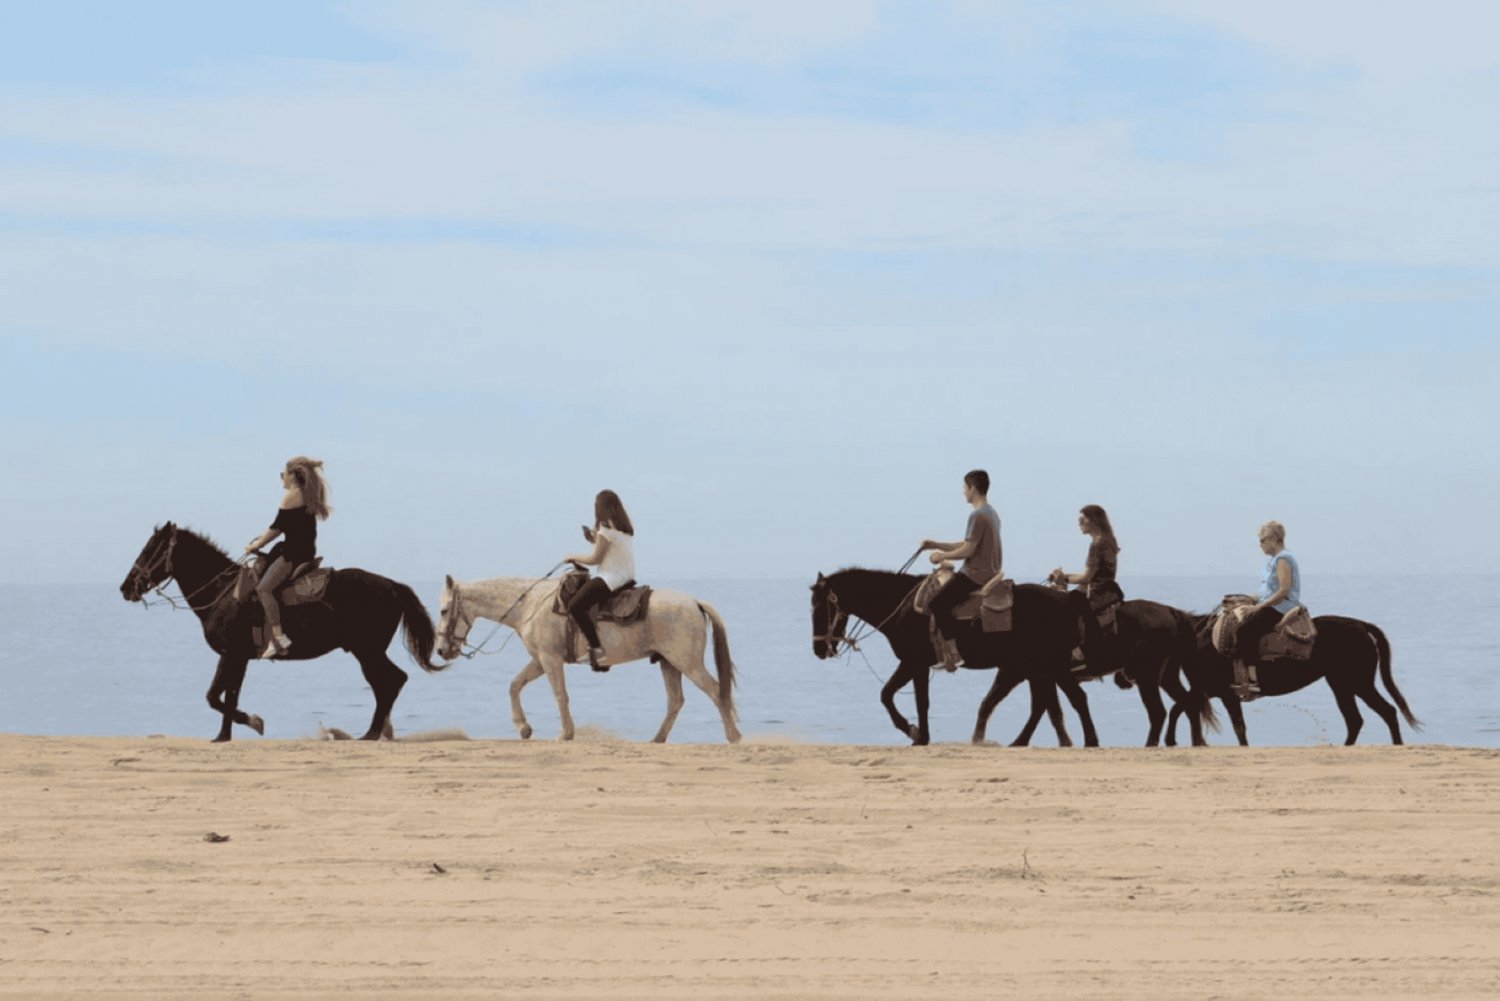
[1,0,1497,584]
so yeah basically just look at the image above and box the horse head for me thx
[436,574,476,661]
[810,572,850,660]
[121,522,178,602]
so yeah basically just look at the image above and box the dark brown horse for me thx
[120,523,448,741]
[1166,613,1419,746]
[1008,598,1203,746]
[811,568,1106,746]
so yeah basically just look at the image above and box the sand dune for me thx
[2,734,1496,999]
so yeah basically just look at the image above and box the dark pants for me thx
[567,577,614,649]
[1235,605,1283,664]
[256,556,293,633]
[928,573,980,641]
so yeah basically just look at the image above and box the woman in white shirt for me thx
[562,490,637,672]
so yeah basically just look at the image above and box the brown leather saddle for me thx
[913,568,1015,633]
[234,556,332,608]
[553,571,652,622]
[1212,596,1317,662]
[553,571,653,665]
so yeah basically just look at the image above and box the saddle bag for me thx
[1260,606,1317,661]
[978,575,1015,633]
[1087,580,1124,631]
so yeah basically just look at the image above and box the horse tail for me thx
[1368,622,1419,730]
[1165,609,1220,734]
[395,581,449,673]
[697,601,737,722]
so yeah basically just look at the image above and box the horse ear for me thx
[816,572,825,583]
[444,574,454,589]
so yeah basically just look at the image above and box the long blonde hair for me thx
[286,456,332,520]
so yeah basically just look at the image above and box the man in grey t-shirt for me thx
[919,469,1003,668]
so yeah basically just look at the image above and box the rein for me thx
[818,549,927,657]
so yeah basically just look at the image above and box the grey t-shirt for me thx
[961,503,1002,583]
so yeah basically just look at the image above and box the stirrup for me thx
[588,647,610,673]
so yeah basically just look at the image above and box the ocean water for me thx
[1,575,1495,747]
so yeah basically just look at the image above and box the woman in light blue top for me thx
[1232,520,1301,699]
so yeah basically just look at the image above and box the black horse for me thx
[810,569,1105,747]
[120,522,448,742]
[1165,613,1419,746]
[1006,598,1203,747]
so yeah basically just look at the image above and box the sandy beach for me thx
[1,733,1496,1000]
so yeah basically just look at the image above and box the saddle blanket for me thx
[1212,597,1317,662]
[553,571,653,623]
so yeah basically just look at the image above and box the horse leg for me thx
[879,662,920,743]
[970,670,1025,746]
[509,657,545,740]
[539,655,576,741]
[1057,671,1099,747]
[1138,677,1167,747]
[650,661,686,743]
[1224,696,1249,746]
[909,662,932,746]
[673,655,742,744]
[207,654,262,743]
[1331,684,1365,746]
[353,649,407,741]
[1356,680,1403,745]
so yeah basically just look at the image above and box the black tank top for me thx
[271,506,317,565]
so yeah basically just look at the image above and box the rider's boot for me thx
[588,646,610,673]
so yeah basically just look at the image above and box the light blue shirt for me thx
[1259,550,1301,614]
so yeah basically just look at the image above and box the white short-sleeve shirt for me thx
[597,527,636,591]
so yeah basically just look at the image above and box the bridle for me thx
[814,585,857,655]
[129,528,179,601]
[130,526,246,610]
[438,586,473,659]
[440,562,568,661]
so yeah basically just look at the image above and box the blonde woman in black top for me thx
[244,456,331,658]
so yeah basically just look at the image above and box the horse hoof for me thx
[907,724,921,741]
[519,726,533,740]
[248,715,265,736]
[211,735,231,744]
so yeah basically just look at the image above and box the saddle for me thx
[553,571,653,622]
[1211,595,1317,662]
[233,556,332,607]
[553,571,653,666]
[914,567,1015,633]
[239,557,332,659]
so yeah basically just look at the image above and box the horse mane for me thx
[165,524,234,564]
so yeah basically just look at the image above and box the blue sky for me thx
[2,1,1497,583]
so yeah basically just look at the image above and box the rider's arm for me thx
[564,533,611,567]
[933,539,978,562]
[245,527,280,554]
[1255,557,1293,610]
[245,490,302,554]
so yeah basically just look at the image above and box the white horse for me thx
[437,575,741,743]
